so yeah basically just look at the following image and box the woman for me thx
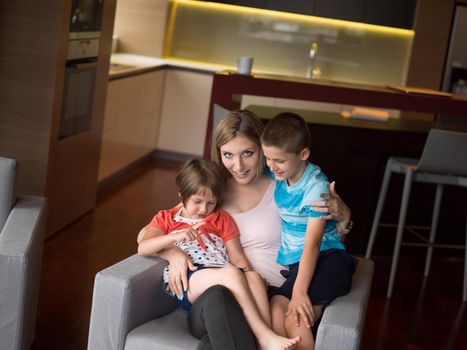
[157,110,352,350]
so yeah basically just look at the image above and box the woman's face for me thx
[219,134,261,185]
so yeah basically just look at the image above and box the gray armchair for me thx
[0,157,46,350]
[88,254,373,350]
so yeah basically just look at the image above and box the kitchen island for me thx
[205,71,467,149]
[204,72,467,255]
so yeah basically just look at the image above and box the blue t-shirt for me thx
[272,163,344,265]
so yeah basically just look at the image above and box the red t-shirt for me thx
[149,205,239,244]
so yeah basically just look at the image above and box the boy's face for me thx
[262,145,309,186]
[182,187,217,219]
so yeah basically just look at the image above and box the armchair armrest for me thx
[87,254,178,350]
[0,195,46,350]
[316,258,374,350]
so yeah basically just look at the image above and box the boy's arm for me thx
[224,237,252,271]
[289,217,326,327]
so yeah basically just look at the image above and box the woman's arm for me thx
[288,217,325,328]
[310,181,352,235]
[224,237,252,271]
[137,224,197,297]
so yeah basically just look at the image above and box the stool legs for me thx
[366,160,393,259]
[424,184,444,277]
[387,169,413,298]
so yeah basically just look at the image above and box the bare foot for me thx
[259,333,301,350]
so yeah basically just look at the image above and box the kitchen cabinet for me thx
[363,0,416,29]
[158,69,213,156]
[313,0,365,22]
[266,0,314,14]
[98,70,164,181]
[204,0,416,29]
[216,0,267,8]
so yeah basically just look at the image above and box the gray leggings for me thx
[187,285,258,350]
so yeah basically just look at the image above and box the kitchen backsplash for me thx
[164,0,414,86]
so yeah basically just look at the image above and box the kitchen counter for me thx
[109,53,232,79]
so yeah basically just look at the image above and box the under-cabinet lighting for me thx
[170,0,414,37]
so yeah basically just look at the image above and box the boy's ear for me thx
[300,148,310,160]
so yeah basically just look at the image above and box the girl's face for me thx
[182,187,217,219]
[220,134,261,185]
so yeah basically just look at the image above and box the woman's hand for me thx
[311,181,352,234]
[161,247,197,298]
[286,290,315,328]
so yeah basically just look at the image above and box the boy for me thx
[261,113,357,350]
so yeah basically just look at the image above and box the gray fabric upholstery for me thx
[0,157,46,350]
[87,255,179,350]
[89,255,373,350]
[315,258,374,350]
[125,310,198,350]
[0,157,17,232]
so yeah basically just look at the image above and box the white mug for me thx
[237,56,253,75]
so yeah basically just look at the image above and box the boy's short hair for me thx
[176,158,225,207]
[261,112,311,154]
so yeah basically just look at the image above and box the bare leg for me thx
[270,295,288,336]
[187,267,301,350]
[270,295,324,350]
[244,271,272,326]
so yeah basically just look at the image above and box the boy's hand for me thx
[286,290,315,328]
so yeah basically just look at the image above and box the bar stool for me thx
[365,129,467,301]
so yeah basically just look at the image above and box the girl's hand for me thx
[171,227,199,243]
[167,249,197,298]
[171,222,205,244]
[286,291,315,328]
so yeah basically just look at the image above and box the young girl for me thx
[137,158,301,350]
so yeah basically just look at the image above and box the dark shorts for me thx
[167,264,207,311]
[268,249,358,307]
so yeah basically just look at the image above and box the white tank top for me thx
[229,181,286,287]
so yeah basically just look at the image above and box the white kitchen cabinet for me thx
[158,69,214,156]
[98,70,165,181]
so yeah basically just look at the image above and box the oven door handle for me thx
[67,61,98,70]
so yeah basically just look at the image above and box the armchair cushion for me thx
[89,256,373,350]
[0,157,17,232]
[88,255,179,350]
[316,257,374,350]
[0,195,46,350]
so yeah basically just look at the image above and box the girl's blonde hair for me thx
[176,158,225,207]
[211,110,265,180]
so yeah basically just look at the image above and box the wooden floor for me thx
[31,158,467,350]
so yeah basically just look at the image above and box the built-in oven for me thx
[59,60,98,139]
[59,0,104,139]
[69,0,104,37]
[68,0,104,60]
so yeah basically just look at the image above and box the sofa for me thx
[88,254,373,350]
[0,157,47,350]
